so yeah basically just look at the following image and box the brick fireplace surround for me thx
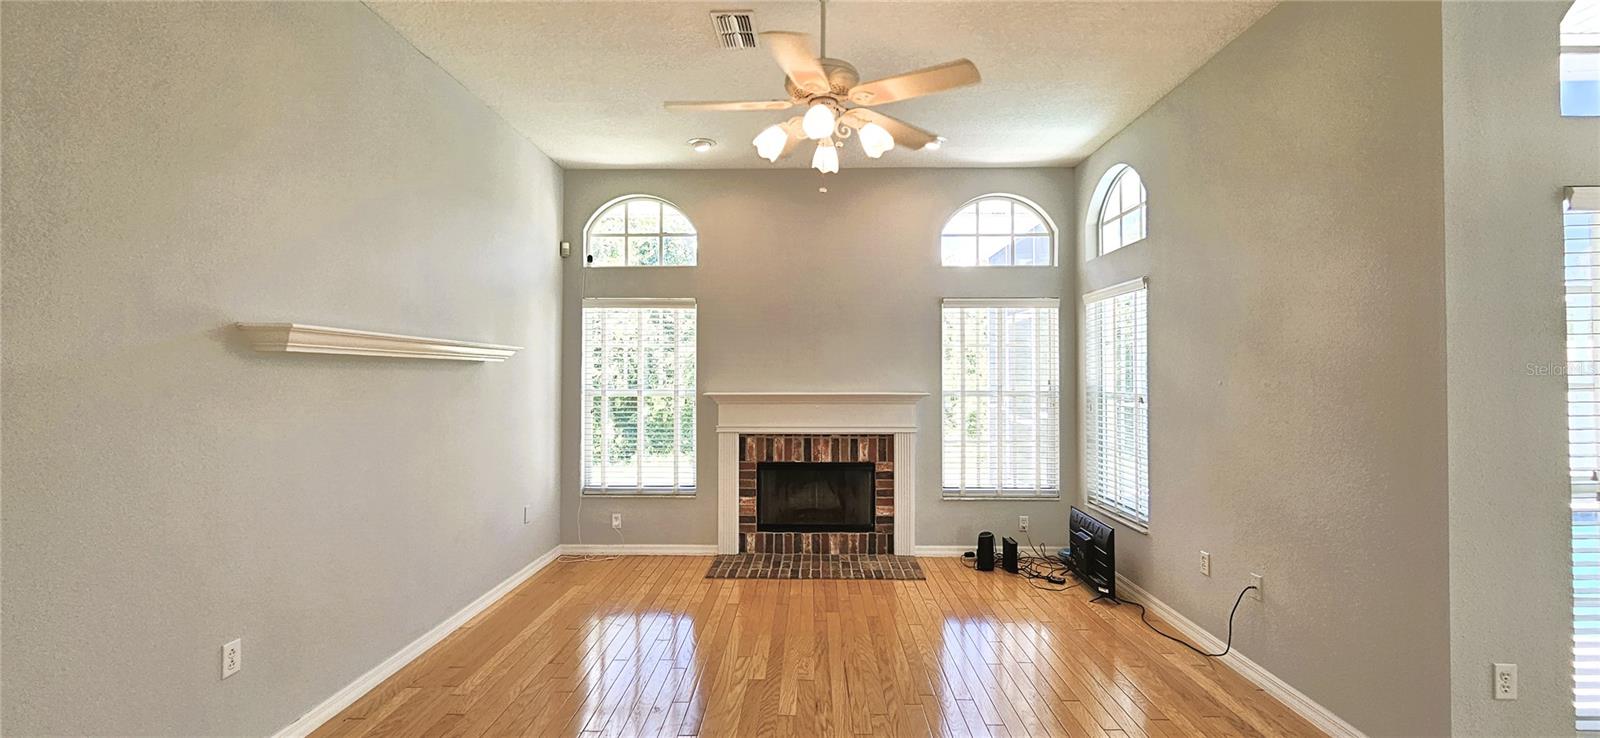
[738,433,894,554]
[707,392,925,556]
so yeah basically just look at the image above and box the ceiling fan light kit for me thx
[811,138,840,174]
[753,124,789,162]
[858,122,894,159]
[802,101,837,140]
[665,0,979,174]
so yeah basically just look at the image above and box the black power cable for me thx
[1113,586,1256,658]
[1017,535,1076,591]
[1015,533,1254,658]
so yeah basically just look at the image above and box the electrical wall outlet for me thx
[221,638,242,679]
[1018,515,1029,533]
[611,513,623,530]
[1249,573,1264,601]
[1494,663,1518,700]
[1200,551,1211,577]
[523,505,532,525]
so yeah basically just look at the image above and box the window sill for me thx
[1085,502,1150,535]
[580,489,697,498]
[941,490,1062,501]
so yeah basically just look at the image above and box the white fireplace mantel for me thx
[707,391,927,555]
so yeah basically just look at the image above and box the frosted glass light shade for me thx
[811,140,839,174]
[859,122,895,158]
[752,124,788,162]
[802,103,837,140]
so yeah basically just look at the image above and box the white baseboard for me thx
[1113,574,1365,738]
[915,543,1061,557]
[559,543,718,556]
[271,545,562,738]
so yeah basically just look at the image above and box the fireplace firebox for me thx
[736,433,895,554]
[757,462,875,533]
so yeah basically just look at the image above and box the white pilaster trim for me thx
[718,432,740,554]
[894,432,915,554]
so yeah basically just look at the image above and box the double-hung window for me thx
[941,299,1060,497]
[581,299,697,495]
[1083,278,1149,527]
[1566,189,1600,731]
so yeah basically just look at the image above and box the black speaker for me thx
[1002,537,1019,573]
[976,532,995,571]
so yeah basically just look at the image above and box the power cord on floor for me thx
[958,535,1078,591]
[1018,534,1076,591]
[959,533,1254,658]
[1113,585,1256,658]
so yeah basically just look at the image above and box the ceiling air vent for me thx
[710,11,757,50]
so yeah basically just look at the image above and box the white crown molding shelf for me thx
[235,323,522,362]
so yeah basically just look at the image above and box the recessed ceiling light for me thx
[924,136,947,151]
[688,138,717,153]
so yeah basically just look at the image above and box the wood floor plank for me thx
[309,556,1327,738]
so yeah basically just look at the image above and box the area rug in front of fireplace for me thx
[705,554,924,580]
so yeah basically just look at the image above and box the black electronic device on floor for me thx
[1001,536,1019,573]
[1066,507,1117,600]
[976,531,995,571]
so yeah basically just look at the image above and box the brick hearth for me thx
[738,433,894,554]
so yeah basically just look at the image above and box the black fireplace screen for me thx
[756,462,875,533]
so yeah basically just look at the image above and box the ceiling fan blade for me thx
[759,31,830,95]
[841,108,938,150]
[847,59,981,105]
[664,100,795,112]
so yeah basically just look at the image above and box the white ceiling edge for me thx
[368,1,1277,171]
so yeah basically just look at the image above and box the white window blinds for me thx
[581,299,697,494]
[941,299,1060,497]
[1566,197,1600,731]
[1084,279,1149,526]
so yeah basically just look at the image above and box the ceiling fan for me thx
[664,0,980,174]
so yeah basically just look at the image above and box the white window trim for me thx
[1085,164,1149,260]
[939,193,1059,267]
[582,194,698,268]
[1082,277,1150,529]
[1566,196,1600,731]
[940,297,1062,499]
[580,297,698,496]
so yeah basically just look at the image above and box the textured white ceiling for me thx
[368,1,1275,169]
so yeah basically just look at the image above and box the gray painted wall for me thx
[0,3,564,734]
[559,168,1076,549]
[1444,1,1598,735]
[1071,2,1451,735]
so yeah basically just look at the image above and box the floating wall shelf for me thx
[235,323,521,362]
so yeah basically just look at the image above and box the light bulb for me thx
[858,122,895,159]
[752,125,787,163]
[924,136,946,151]
[802,102,837,140]
[811,139,839,174]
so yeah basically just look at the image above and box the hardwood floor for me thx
[311,555,1324,738]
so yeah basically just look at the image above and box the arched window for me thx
[584,195,697,267]
[1564,0,1600,117]
[939,194,1056,266]
[1092,165,1147,257]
